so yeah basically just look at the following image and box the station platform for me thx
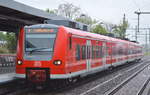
[0,54,16,84]
[0,73,15,83]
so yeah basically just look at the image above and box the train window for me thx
[92,46,103,58]
[87,46,89,59]
[87,46,91,59]
[100,46,103,58]
[69,37,72,49]
[102,46,105,57]
[118,48,123,55]
[92,46,97,59]
[96,46,99,58]
[92,46,93,59]
[107,47,109,56]
[98,46,102,58]
[128,49,130,55]
[92,46,95,59]
[76,45,81,60]
[86,46,89,59]
[82,45,86,59]
[105,47,109,57]
[112,46,116,56]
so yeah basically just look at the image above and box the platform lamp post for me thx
[134,11,150,52]
[134,11,150,32]
[134,11,141,33]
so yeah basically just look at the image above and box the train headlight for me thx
[53,60,62,65]
[17,60,22,65]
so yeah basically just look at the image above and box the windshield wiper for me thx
[29,47,49,54]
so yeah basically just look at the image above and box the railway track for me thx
[104,61,150,95]
[78,59,150,95]
[137,77,150,95]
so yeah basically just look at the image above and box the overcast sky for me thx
[14,0,150,44]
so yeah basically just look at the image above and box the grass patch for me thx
[0,47,9,54]
[144,52,150,56]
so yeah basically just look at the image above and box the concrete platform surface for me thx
[0,73,15,83]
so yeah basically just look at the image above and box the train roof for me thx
[25,24,141,47]
[63,26,141,47]
[25,24,59,29]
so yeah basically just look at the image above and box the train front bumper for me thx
[26,68,49,83]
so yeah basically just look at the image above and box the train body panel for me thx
[15,24,143,82]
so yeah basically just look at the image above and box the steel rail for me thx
[105,62,150,95]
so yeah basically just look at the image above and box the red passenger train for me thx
[15,24,143,83]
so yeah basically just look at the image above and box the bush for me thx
[5,33,17,53]
[0,47,9,54]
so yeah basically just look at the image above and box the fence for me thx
[0,54,16,74]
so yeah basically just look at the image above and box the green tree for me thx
[92,25,108,35]
[113,20,129,39]
[0,32,6,40]
[0,32,8,54]
[75,14,97,25]
[5,33,17,53]
[45,8,58,14]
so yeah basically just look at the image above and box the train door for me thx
[102,42,107,68]
[86,40,91,71]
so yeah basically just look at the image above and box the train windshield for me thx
[25,33,55,52]
[24,28,57,60]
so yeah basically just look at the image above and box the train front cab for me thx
[16,24,68,82]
